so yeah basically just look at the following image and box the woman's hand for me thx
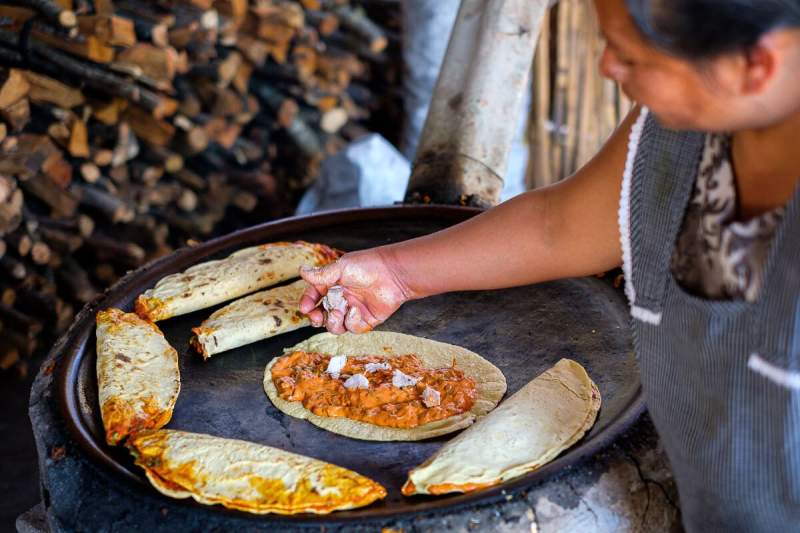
[298,107,639,334]
[299,248,412,334]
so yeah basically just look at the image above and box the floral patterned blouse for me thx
[670,134,785,302]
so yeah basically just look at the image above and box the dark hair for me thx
[624,0,800,59]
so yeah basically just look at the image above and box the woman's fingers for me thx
[342,293,381,333]
[306,308,325,327]
[325,308,348,334]
[300,263,342,288]
[299,262,342,316]
[298,255,396,335]
[345,306,375,334]
[299,283,323,314]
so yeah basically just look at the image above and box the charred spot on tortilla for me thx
[263,331,507,442]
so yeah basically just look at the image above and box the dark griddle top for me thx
[56,206,642,524]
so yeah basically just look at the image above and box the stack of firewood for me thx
[0,0,400,377]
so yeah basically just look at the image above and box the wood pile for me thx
[0,0,400,377]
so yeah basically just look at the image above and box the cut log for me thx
[23,71,85,109]
[1,98,31,132]
[85,234,145,266]
[0,187,23,236]
[56,256,97,303]
[77,15,136,47]
[333,5,387,53]
[0,254,26,279]
[125,105,175,147]
[18,175,78,217]
[0,175,14,204]
[0,69,30,110]
[115,43,178,84]
[72,183,135,223]
[6,230,32,257]
[30,240,51,264]
[39,225,83,253]
[13,0,76,29]
[32,24,116,64]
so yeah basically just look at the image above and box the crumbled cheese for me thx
[343,373,370,389]
[392,369,420,388]
[322,286,347,314]
[365,362,391,374]
[326,355,347,378]
[422,386,441,407]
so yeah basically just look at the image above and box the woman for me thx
[299,0,800,530]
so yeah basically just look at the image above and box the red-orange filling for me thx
[271,351,476,428]
[401,479,496,496]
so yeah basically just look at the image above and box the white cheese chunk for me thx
[322,286,348,314]
[392,369,420,388]
[343,373,370,389]
[422,386,441,407]
[365,362,391,374]
[326,355,347,378]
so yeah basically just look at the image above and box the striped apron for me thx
[620,109,800,532]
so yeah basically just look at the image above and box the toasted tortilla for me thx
[402,359,601,496]
[127,429,386,514]
[135,241,339,321]
[95,308,180,445]
[263,331,507,441]
[191,280,312,359]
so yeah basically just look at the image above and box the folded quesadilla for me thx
[264,332,507,441]
[127,429,387,514]
[95,308,180,445]
[135,241,340,322]
[402,359,600,496]
[191,280,311,359]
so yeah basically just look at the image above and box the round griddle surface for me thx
[57,206,642,523]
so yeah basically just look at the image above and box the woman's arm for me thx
[301,106,640,333]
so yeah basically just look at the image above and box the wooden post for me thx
[405,0,552,207]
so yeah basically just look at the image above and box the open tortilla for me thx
[95,308,180,445]
[191,280,312,359]
[127,429,386,515]
[135,241,339,321]
[402,359,601,496]
[263,331,507,441]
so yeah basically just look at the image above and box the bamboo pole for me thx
[563,0,581,176]
[528,8,551,189]
[576,10,598,169]
[550,0,569,181]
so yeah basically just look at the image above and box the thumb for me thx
[300,262,341,288]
